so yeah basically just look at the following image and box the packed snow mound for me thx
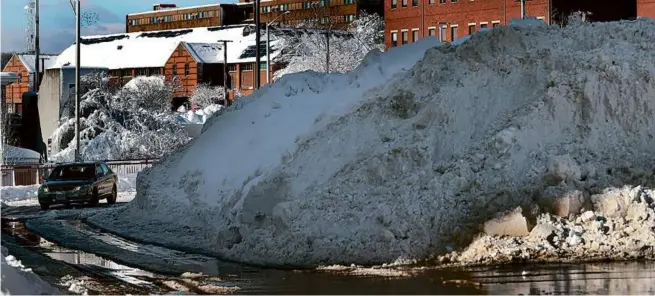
[1,246,60,295]
[90,19,655,267]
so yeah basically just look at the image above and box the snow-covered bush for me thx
[50,74,190,162]
[274,11,384,79]
[189,83,227,108]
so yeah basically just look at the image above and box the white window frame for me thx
[536,16,545,20]
[400,29,409,44]
[390,30,399,46]
[450,24,459,41]
[439,24,447,42]
[427,26,437,36]
[411,28,420,42]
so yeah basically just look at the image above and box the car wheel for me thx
[108,186,117,205]
[39,203,49,210]
[89,189,99,206]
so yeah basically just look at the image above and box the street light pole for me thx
[266,11,290,84]
[74,0,81,161]
[521,0,526,19]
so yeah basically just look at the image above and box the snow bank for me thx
[122,76,165,91]
[0,185,39,203]
[90,19,655,267]
[178,104,224,125]
[1,246,60,295]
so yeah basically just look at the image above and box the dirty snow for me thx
[0,246,60,295]
[89,19,655,267]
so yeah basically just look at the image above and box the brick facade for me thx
[385,0,549,48]
[385,0,655,49]
[638,0,655,17]
[126,4,252,33]
[260,0,359,28]
[2,55,31,114]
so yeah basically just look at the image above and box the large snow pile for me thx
[1,246,60,295]
[89,19,655,267]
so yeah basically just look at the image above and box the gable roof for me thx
[183,42,223,64]
[16,54,58,73]
[51,25,285,70]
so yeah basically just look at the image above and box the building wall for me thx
[260,0,359,28]
[38,69,62,147]
[638,0,655,17]
[384,0,549,48]
[2,55,31,114]
[164,44,199,96]
[127,5,222,33]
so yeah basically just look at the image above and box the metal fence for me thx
[1,159,157,187]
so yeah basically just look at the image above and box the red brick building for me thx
[385,0,655,48]
[126,3,253,33]
[1,54,57,114]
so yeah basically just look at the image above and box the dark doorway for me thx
[551,0,637,24]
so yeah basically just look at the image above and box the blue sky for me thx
[1,0,225,53]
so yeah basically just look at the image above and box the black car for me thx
[38,161,118,210]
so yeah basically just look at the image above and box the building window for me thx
[412,29,419,42]
[451,26,458,41]
[428,27,436,36]
[391,0,397,9]
[319,0,329,6]
[344,0,354,4]
[480,23,488,29]
[468,24,475,35]
[184,63,190,75]
[391,31,398,47]
[320,16,330,24]
[451,0,457,2]
[228,64,237,72]
[492,22,500,28]
[172,64,177,75]
[428,0,435,4]
[440,0,445,3]
[17,74,22,83]
[439,24,447,41]
[259,62,268,70]
[412,0,418,6]
[402,0,407,7]
[121,69,132,77]
[344,14,355,22]
[148,68,160,76]
[136,68,148,76]
[242,63,254,71]
[279,4,289,10]
[303,2,312,8]
[401,31,408,45]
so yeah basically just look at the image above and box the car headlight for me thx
[73,186,82,191]
[41,187,49,193]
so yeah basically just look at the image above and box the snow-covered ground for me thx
[0,185,39,204]
[88,19,655,267]
[1,246,60,295]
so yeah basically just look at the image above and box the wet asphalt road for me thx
[2,202,655,295]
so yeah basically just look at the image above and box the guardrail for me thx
[1,159,158,187]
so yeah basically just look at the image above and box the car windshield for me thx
[48,165,95,181]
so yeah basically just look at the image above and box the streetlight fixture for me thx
[266,11,290,84]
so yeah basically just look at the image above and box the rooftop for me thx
[127,3,223,17]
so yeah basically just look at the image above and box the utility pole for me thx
[74,0,81,161]
[254,0,261,89]
[33,0,40,92]
[521,0,526,19]
[218,40,233,103]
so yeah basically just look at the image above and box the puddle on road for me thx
[3,219,655,295]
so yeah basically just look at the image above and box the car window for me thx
[95,165,104,176]
[48,165,95,180]
[101,163,110,175]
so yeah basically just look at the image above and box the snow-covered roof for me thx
[51,25,283,70]
[183,42,222,64]
[17,54,58,73]
[1,72,18,86]
[1,145,40,165]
